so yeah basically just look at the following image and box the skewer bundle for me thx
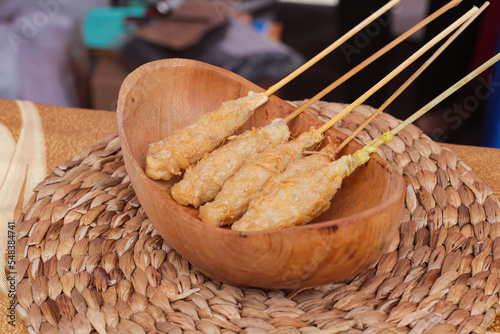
[235,47,500,231]
[237,50,500,232]
[145,0,403,181]
[145,0,497,232]
[170,0,463,204]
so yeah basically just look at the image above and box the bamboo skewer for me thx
[391,52,500,136]
[245,5,489,217]
[168,1,464,207]
[145,0,464,182]
[195,6,490,229]
[337,1,490,152]
[144,0,418,181]
[316,6,478,135]
[282,0,463,123]
[264,0,403,97]
[198,9,474,226]
[233,52,500,232]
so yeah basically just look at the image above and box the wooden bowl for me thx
[117,58,405,289]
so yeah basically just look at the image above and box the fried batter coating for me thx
[199,128,324,227]
[246,142,339,211]
[232,132,393,231]
[145,91,268,181]
[270,142,338,185]
[171,119,290,207]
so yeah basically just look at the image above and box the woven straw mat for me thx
[13,101,500,334]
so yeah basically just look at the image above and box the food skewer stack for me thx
[169,0,455,208]
[235,51,500,231]
[268,0,490,204]
[199,4,480,227]
[232,2,491,232]
[155,0,460,198]
[145,0,497,233]
[146,0,403,182]
[146,0,462,184]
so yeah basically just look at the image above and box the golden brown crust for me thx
[269,141,338,185]
[145,91,268,180]
[199,129,324,226]
[232,133,393,231]
[244,142,339,214]
[171,120,290,207]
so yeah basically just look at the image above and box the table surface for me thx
[443,143,500,197]
[1,99,500,333]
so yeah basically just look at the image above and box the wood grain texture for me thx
[116,58,406,289]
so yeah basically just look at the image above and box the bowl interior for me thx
[117,58,405,288]
[120,59,395,224]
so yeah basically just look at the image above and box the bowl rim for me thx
[117,58,406,237]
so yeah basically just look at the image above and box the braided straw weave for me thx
[14,101,500,333]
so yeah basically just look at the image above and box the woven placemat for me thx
[14,101,500,334]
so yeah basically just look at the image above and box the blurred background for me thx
[0,0,499,147]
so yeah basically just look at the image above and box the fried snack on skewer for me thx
[146,91,268,180]
[233,52,500,231]
[165,0,459,205]
[145,0,403,181]
[232,133,393,231]
[199,128,324,226]
[258,1,488,193]
[171,119,290,207]
[273,143,339,183]
[198,7,476,227]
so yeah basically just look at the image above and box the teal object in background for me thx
[129,0,148,6]
[83,7,146,49]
